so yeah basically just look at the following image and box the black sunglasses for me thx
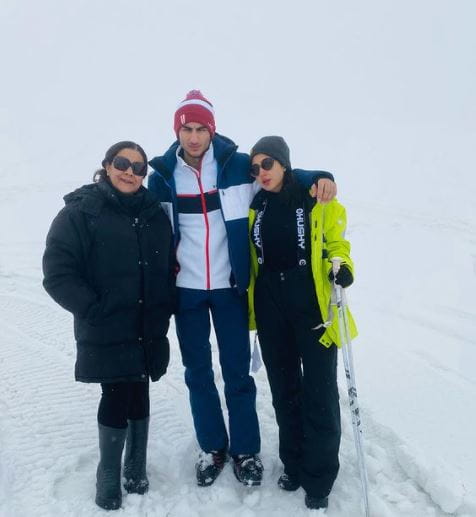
[250,157,275,177]
[112,155,147,177]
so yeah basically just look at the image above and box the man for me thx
[148,90,336,488]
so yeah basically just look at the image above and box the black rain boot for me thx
[95,424,127,510]
[123,417,150,494]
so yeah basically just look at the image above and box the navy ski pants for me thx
[175,287,260,456]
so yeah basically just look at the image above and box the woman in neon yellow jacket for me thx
[247,136,357,511]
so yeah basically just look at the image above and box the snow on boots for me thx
[277,473,300,491]
[123,417,150,494]
[196,448,228,487]
[305,494,329,510]
[232,454,263,487]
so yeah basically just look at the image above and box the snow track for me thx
[0,289,97,516]
[1,273,472,516]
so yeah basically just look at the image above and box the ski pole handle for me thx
[331,257,343,276]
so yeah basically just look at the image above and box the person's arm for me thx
[42,208,100,319]
[323,201,354,283]
[293,168,337,203]
[167,233,178,315]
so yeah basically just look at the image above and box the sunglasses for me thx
[250,157,275,177]
[112,156,147,177]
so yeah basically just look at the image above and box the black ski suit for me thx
[250,178,341,500]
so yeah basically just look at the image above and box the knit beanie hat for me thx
[250,136,291,170]
[174,90,216,138]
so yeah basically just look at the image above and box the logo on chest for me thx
[296,208,305,250]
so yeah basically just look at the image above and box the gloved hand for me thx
[329,264,353,288]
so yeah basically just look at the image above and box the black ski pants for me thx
[97,381,150,429]
[254,266,341,499]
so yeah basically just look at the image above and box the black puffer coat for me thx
[42,180,175,383]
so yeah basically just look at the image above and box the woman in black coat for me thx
[42,141,175,510]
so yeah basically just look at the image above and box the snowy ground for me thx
[0,158,475,517]
[1,1,475,516]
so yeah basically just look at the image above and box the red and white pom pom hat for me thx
[174,90,216,138]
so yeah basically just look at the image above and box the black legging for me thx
[98,381,150,428]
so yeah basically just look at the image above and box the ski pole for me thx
[331,258,370,517]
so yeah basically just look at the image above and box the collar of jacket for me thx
[250,170,319,212]
[250,170,300,209]
[63,182,160,220]
[99,181,161,220]
[174,139,216,172]
[148,133,238,180]
[63,183,103,216]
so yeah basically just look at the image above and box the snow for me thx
[396,444,464,514]
[1,0,475,515]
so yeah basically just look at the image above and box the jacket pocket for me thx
[85,290,110,325]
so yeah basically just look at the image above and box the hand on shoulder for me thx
[310,179,337,203]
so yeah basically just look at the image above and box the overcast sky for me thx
[0,0,474,211]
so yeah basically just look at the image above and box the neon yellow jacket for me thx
[248,198,358,348]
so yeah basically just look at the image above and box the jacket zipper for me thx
[132,215,150,374]
[216,148,238,288]
[191,160,211,290]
